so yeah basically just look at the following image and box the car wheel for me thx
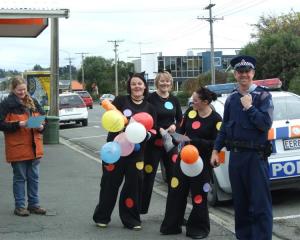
[208,172,220,206]
[89,105,93,109]
[82,119,88,127]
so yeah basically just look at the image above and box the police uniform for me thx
[214,55,274,240]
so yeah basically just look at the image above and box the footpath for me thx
[0,135,236,240]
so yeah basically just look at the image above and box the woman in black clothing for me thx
[141,70,182,214]
[160,87,222,239]
[93,72,156,230]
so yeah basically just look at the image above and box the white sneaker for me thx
[133,225,142,231]
[96,223,108,228]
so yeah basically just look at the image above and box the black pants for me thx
[141,141,172,214]
[93,154,143,228]
[160,148,210,236]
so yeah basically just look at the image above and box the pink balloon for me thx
[114,132,134,156]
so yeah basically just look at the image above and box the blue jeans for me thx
[11,159,40,209]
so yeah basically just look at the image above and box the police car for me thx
[206,78,300,205]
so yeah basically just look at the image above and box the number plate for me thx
[65,108,73,112]
[283,138,300,150]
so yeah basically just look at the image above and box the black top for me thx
[179,107,222,176]
[147,91,182,131]
[107,95,157,142]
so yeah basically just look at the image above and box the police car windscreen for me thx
[273,95,300,120]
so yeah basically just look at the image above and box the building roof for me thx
[71,81,83,90]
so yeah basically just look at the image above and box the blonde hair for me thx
[10,76,36,111]
[154,70,173,90]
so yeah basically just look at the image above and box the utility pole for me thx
[65,57,74,83]
[198,3,223,85]
[108,40,123,96]
[75,52,88,89]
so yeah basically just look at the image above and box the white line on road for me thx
[68,135,107,140]
[274,214,300,220]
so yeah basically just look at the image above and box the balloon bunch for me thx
[180,145,203,177]
[100,100,154,164]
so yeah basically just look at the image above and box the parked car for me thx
[100,94,115,104]
[207,79,300,206]
[59,92,88,126]
[75,90,93,109]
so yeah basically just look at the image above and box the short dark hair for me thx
[195,87,217,104]
[126,72,149,96]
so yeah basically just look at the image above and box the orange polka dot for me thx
[125,198,134,208]
[171,154,178,163]
[192,121,201,129]
[194,194,203,204]
[105,164,115,171]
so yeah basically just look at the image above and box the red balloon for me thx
[132,112,154,131]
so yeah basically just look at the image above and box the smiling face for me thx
[192,92,208,111]
[130,77,146,99]
[13,83,27,100]
[234,69,255,90]
[156,73,172,93]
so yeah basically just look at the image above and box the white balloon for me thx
[180,157,204,177]
[125,122,147,144]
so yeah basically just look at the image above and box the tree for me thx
[240,11,300,90]
[77,56,134,94]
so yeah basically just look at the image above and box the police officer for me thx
[210,55,274,240]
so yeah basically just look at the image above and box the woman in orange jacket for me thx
[0,76,46,217]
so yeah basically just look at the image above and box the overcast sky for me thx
[0,0,299,71]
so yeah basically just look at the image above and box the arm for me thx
[0,100,21,132]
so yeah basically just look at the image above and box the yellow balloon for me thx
[101,110,125,132]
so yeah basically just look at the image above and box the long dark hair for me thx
[126,72,149,96]
[195,86,217,104]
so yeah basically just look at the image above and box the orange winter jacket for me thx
[0,94,45,163]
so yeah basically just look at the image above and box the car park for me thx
[99,93,115,104]
[74,90,93,109]
[59,92,88,126]
[206,78,300,205]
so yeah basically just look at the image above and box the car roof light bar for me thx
[205,78,282,95]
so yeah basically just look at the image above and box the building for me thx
[133,51,236,90]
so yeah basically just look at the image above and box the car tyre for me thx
[208,172,220,206]
[82,119,88,127]
[89,105,93,109]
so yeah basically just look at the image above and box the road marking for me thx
[60,137,102,164]
[61,137,283,240]
[68,135,107,140]
[274,214,300,220]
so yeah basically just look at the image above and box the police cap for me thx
[230,55,256,71]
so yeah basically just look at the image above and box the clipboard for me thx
[27,116,45,128]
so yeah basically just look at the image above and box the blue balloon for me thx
[100,142,121,164]
[134,143,141,152]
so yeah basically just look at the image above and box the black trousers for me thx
[141,141,172,214]
[160,148,210,236]
[93,154,143,228]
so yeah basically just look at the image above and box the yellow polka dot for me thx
[171,177,179,188]
[188,110,197,119]
[144,164,153,173]
[136,161,144,170]
[216,121,222,130]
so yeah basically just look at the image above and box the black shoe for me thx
[186,232,209,239]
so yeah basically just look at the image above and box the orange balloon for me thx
[180,145,199,164]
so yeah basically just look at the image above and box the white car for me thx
[208,89,300,206]
[59,92,88,126]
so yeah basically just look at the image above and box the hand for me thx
[240,94,252,110]
[167,124,176,133]
[210,150,220,168]
[37,125,44,131]
[19,120,27,127]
